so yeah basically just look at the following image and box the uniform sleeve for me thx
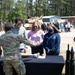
[17,35,39,46]
[0,38,3,46]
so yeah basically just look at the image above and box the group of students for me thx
[0,18,61,75]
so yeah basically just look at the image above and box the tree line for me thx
[0,0,75,22]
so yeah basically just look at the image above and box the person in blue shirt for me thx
[43,23,61,55]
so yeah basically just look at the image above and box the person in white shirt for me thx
[13,18,31,54]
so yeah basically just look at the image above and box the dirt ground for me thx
[59,28,75,74]
[59,28,75,61]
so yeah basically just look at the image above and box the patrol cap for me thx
[4,22,14,32]
[5,22,14,28]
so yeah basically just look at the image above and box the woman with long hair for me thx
[43,23,61,55]
[28,20,45,55]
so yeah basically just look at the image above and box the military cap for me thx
[5,22,14,28]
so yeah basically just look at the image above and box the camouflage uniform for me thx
[0,25,38,75]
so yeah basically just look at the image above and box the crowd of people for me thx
[0,17,74,75]
[0,18,74,56]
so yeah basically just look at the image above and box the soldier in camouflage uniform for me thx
[0,23,40,75]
